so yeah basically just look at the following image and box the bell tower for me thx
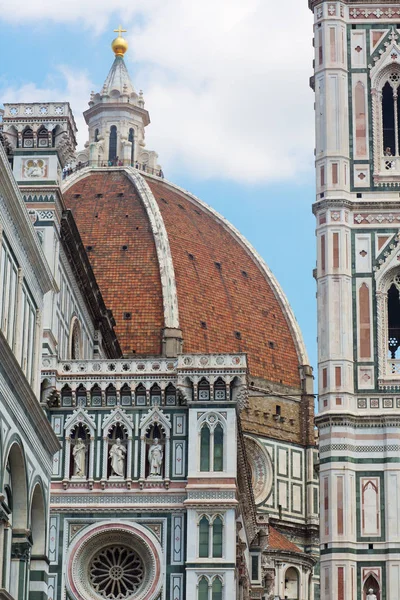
[82,27,160,172]
[310,1,400,599]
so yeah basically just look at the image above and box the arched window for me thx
[200,425,210,471]
[120,383,132,406]
[382,81,396,155]
[109,125,117,163]
[198,378,210,400]
[70,318,82,359]
[22,127,33,148]
[129,128,135,166]
[91,384,102,407]
[94,128,99,142]
[61,384,72,407]
[199,516,209,558]
[214,378,226,400]
[213,424,224,472]
[212,577,223,600]
[135,383,146,406]
[388,281,400,359]
[200,415,225,472]
[165,383,176,406]
[106,384,117,407]
[76,384,87,407]
[212,516,223,558]
[285,567,300,600]
[150,383,161,406]
[198,577,209,600]
[37,126,49,147]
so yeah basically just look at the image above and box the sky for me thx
[0,0,318,380]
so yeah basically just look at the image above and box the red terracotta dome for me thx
[63,168,307,388]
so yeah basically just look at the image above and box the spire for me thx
[99,26,134,98]
[102,55,135,97]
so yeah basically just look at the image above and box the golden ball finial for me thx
[112,25,128,56]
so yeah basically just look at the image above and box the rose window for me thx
[67,525,162,600]
[89,546,144,599]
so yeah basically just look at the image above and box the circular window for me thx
[89,546,144,599]
[67,523,162,600]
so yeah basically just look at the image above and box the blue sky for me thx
[0,1,317,377]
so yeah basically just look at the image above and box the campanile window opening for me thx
[109,125,117,163]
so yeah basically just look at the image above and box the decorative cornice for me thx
[316,412,400,428]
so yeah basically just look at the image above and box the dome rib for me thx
[62,167,180,331]
[124,169,180,329]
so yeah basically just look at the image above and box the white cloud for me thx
[0,68,94,148]
[0,0,315,183]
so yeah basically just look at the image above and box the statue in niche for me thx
[72,437,87,477]
[109,438,127,477]
[366,589,377,600]
[148,437,163,477]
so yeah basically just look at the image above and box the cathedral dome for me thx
[63,168,308,389]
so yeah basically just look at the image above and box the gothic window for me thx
[213,424,224,472]
[109,125,117,163]
[198,516,224,559]
[212,516,223,558]
[198,577,209,600]
[198,378,210,400]
[165,383,176,406]
[76,384,87,407]
[198,516,209,558]
[70,318,82,359]
[91,384,102,407]
[382,81,396,155]
[129,128,135,166]
[106,384,117,407]
[372,67,400,175]
[135,384,146,406]
[212,577,223,600]
[199,414,225,472]
[37,126,48,147]
[200,425,210,471]
[213,378,226,400]
[388,280,400,359]
[61,385,73,407]
[22,127,33,148]
[150,383,161,406]
[120,384,132,406]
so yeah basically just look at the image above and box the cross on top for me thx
[114,25,127,37]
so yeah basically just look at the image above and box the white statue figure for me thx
[148,437,163,477]
[109,438,127,477]
[72,437,87,477]
[24,159,46,178]
[366,589,377,600]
